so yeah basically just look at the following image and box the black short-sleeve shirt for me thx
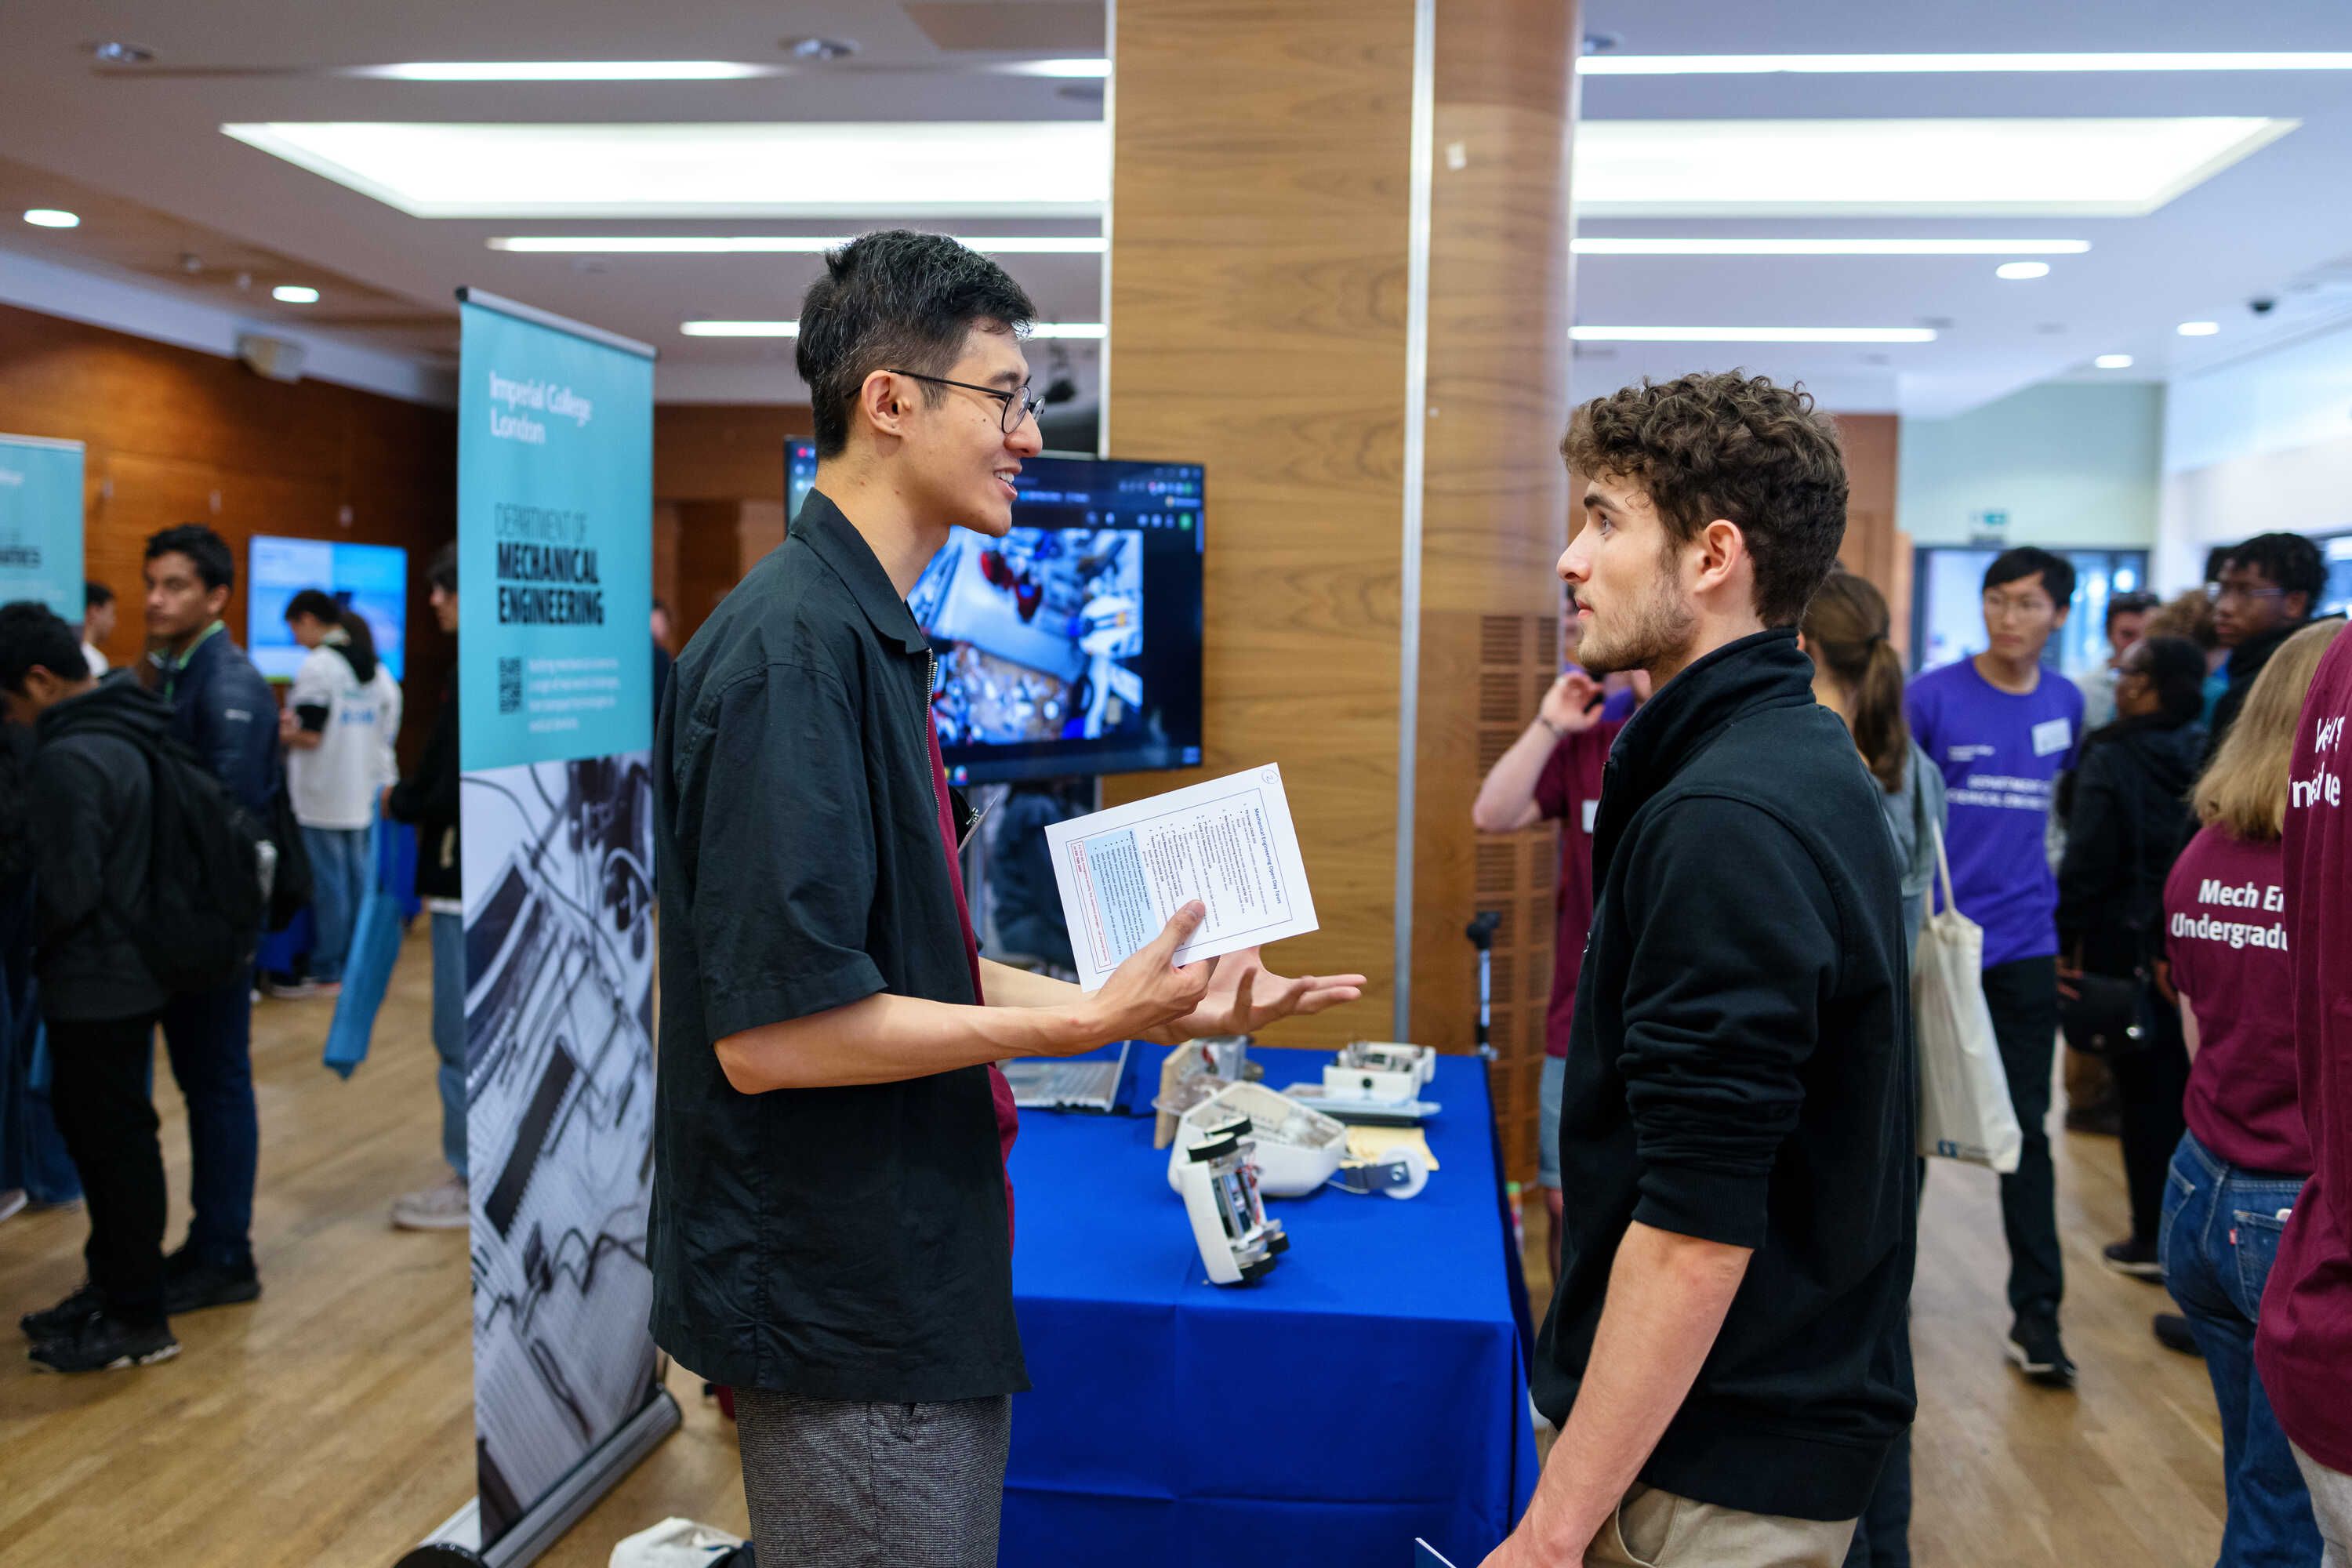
[648,490,1028,1403]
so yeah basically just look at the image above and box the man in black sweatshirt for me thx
[1482,374,1915,1568]
[0,603,180,1374]
[2205,531,2324,761]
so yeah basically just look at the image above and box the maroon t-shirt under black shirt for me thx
[1534,717,1628,1058]
[929,720,1020,1240]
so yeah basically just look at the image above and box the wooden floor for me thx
[0,928,2227,1566]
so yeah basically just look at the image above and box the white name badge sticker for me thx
[2032,717,2073,757]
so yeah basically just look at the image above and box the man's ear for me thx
[1693,518,1745,593]
[2288,590,2313,622]
[857,370,911,443]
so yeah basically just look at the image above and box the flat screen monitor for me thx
[247,535,409,681]
[786,437,818,525]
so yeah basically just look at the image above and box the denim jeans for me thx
[158,967,258,1270]
[2161,1131,2319,1568]
[430,912,467,1182]
[300,825,370,985]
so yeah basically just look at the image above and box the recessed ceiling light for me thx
[22,209,80,229]
[1575,118,2294,217]
[1580,52,2352,75]
[2093,354,2135,368]
[782,37,859,62]
[2178,320,2222,336]
[1569,325,1938,343]
[993,60,1109,78]
[222,122,1110,219]
[681,319,1106,339]
[488,234,1107,255]
[349,61,775,81]
[1994,260,2052,280]
[273,285,320,303]
[1572,238,2091,256]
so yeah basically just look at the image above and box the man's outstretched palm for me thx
[1150,947,1366,1044]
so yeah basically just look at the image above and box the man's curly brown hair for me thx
[1561,372,1849,627]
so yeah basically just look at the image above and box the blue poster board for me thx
[0,435,85,620]
[456,295,654,771]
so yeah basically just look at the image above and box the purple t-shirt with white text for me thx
[1904,658,2083,969]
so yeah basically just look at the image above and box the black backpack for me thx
[127,732,268,993]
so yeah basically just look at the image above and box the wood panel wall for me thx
[0,301,455,768]
[652,404,812,648]
[1834,412,1911,657]
[1103,0,1421,1044]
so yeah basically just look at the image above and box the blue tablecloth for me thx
[1003,1047,1537,1568]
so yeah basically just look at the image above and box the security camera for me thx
[2251,297,2278,315]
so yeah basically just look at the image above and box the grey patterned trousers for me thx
[734,1388,1011,1568]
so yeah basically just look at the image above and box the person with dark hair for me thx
[652,231,1363,1568]
[1903,544,2085,1387]
[1484,374,1914,1568]
[274,590,400,1000]
[2054,635,2208,1290]
[80,580,114,677]
[2080,589,2161,731]
[0,601,180,1373]
[2209,532,2325,760]
[140,521,274,1314]
[382,544,466,1230]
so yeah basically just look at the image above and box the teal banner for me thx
[0,434,85,620]
[456,296,654,771]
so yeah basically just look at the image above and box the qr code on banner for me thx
[499,656,522,715]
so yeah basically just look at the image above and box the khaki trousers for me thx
[1584,1483,1857,1568]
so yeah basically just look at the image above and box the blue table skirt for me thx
[1003,1047,1537,1567]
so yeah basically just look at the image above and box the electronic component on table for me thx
[1277,1040,1442,1126]
[1173,1113,1287,1285]
[1167,1081,1348,1197]
[1152,1034,1258,1147]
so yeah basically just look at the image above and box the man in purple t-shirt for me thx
[1905,546,2085,1388]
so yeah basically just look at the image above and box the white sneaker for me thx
[0,1189,26,1224]
[390,1177,470,1231]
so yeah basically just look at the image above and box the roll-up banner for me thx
[0,434,85,621]
[401,292,672,1568]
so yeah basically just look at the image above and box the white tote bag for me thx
[1911,819,2024,1174]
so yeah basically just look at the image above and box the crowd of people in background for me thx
[1480,524,2351,1567]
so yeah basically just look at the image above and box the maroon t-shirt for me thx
[929,721,1019,1241]
[2257,630,2352,1474]
[2164,825,2310,1176]
[1534,717,1628,1058]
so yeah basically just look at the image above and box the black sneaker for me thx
[163,1248,260,1316]
[20,1282,103,1341]
[28,1313,178,1374]
[2154,1313,2202,1356]
[2102,1240,2165,1281]
[2006,1319,2078,1388]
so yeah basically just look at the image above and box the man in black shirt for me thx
[2207,531,2325,759]
[1481,374,1915,1568]
[650,231,1363,1568]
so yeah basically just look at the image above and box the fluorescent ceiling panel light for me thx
[681,319,1105,339]
[2093,354,2135,368]
[993,59,1109,78]
[1570,326,1936,343]
[1581,53,2352,75]
[1994,260,2051,280]
[1572,237,2091,256]
[22,208,80,228]
[1574,118,2294,218]
[221,122,1109,219]
[2178,320,2222,336]
[271,285,319,303]
[349,61,775,81]
[488,234,1106,255]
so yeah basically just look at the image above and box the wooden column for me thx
[1106,0,1578,1086]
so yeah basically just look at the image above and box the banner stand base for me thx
[397,1389,684,1568]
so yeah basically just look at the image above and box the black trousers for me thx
[2113,986,2191,1250]
[1983,956,2063,1327]
[45,1012,168,1327]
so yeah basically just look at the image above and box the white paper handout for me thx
[1044,764,1320,991]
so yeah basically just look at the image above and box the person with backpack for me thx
[0,602,180,1372]
[274,590,400,1000]
[142,523,278,1316]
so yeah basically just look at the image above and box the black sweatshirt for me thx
[1533,627,1917,1522]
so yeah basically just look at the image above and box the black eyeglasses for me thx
[886,370,1044,435]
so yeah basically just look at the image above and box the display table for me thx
[1003,1047,1538,1566]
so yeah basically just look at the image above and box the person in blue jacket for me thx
[141,524,278,1316]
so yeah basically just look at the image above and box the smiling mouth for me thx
[993,467,1020,499]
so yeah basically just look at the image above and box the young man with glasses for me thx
[2208,532,2325,759]
[1905,546,2084,1387]
[649,230,1363,1568]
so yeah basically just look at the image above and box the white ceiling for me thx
[1,0,2350,416]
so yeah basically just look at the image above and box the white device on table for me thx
[1002,1041,1131,1112]
[1174,1112,1287,1285]
[1166,1081,1428,1200]
[1281,1040,1443,1126]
